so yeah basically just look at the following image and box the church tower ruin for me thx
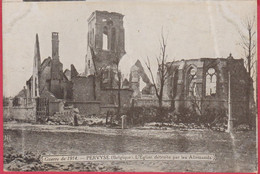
[85,11,126,76]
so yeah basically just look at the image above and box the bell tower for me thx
[85,11,126,75]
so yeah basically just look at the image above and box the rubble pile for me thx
[211,122,227,132]
[80,116,106,126]
[46,113,107,127]
[47,112,74,125]
[235,124,251,131]
[144,122,227,132]
[4,147,121,172]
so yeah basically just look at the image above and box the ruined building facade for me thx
[19,11,133,116]
[16,11,252,122]
[26,32,71,102]
[162,54,251,123]
[129,60,154,98]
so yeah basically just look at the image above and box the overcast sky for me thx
[3,0,256,97]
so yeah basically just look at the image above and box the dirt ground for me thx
[3,123,257,172]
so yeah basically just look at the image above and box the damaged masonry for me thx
[3,2,257,172]
[4,10,255,130]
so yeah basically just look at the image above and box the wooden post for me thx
[121,115,127,129]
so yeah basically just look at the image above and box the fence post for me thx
[121,115,127,129]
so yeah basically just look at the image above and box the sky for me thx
[3,0,257,97]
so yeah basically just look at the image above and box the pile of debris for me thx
[143,122,206,130]
[46,108,107,127]
[46,112,73,125]
[80,116,106,126]
[235,124,251,131]
[143,122,227,132]
[211,123,227,132]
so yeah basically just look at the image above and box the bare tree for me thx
[116,64,122,119]
[239,15,256,128]
[113,51,123,119]
[145,31,173,120]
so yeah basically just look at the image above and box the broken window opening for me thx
[111,28,116,51]
[139,77,146,92]
[172,70,179,99]
[131,70,139,83]
[187,67,198,97]
[206,68,217,96]
[102,26,108,50]
[88,60,90,68]
[102,70,110,85]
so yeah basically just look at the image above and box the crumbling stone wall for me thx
[133,98,171,107]
[100,88,133,107]
[4,106,36,122]
[129,60,152,98]
[66,101,101,116]
[39,57,52,94]
[72,75,100,102]
[85,11,126,75]
[49,100,64,116]
[164,56,249,123]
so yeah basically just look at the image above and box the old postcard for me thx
[2,0,258,172]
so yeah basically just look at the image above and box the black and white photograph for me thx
[2,0,258,172]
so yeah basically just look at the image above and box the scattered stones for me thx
[4,149,122,172]
[46,114,107,127]
[235,124,251,131]
[143,121,229,131]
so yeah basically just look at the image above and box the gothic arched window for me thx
[102,26,108,50]
[111,28,116,51]
[206,68,217,96]
[187,67,198,96]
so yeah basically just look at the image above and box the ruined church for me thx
[16,10,252,123]
[162,56,251,123]
[22,11,134,116]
